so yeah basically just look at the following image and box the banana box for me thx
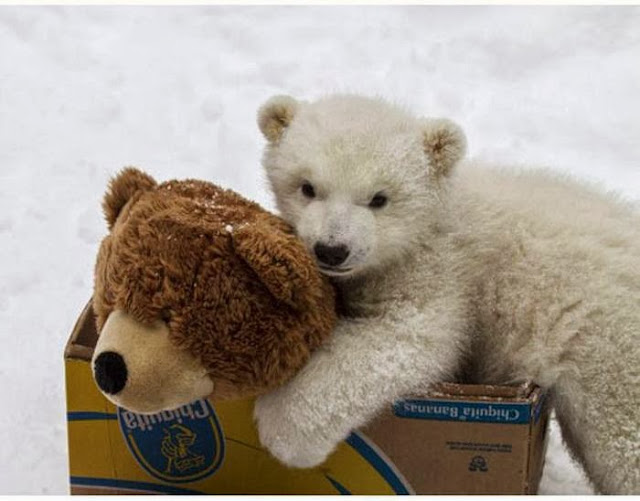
[65,300,550,494]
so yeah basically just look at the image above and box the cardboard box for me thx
[65,300,550,494]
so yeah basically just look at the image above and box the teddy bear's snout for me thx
[93,351,128,395]
[92,309,215,413]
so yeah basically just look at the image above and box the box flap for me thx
[64,299,98,361]
[426,381,535,402]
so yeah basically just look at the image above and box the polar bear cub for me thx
[253,94,640,494]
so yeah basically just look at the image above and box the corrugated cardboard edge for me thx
[64,299,95,361]
[427,381,535,401]
[70,486,141,495]
[524,388,550,494]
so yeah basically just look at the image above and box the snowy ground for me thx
[1,5,639,494]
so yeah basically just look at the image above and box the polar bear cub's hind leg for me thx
[551,306,640,494]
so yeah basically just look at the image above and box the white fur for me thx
[255,95,640,494]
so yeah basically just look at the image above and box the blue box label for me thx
[393,399,532,424]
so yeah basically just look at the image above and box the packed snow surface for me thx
[1,5,639,494]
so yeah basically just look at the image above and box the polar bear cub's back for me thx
[455,162,640,244]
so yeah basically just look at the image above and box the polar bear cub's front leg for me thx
[254,301,467,468]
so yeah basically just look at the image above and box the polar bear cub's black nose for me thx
[94,351,128,395]
[314,243,350,267]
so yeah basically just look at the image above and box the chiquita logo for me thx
[118,399,225,483]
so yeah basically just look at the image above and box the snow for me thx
[1,5,638,494]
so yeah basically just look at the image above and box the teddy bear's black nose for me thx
[94,351,128,395]
[314,243,350,267]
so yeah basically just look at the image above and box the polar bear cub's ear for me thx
[103,167,157,230]
[258,95,299,143]
[421,118,467,178]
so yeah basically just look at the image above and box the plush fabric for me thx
[92,167,336,412]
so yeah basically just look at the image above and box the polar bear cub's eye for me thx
[369,192,388,209]
[301,182,316,199]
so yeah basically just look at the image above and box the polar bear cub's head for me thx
[258,94,466,278]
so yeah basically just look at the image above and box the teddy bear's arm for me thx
[254,299,468,469]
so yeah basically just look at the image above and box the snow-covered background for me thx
[1,5,639,494]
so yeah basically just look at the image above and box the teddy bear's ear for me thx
[232,221,322,310]
[421,118,467,178]
[257,95,298,143]
[103,167,157,230]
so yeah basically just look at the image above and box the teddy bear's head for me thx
[91,168,336,413]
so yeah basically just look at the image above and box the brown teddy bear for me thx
[91,167,336,413]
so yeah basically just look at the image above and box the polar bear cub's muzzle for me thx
[92,309,214,414]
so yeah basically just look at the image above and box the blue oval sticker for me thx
[118,399,225,484]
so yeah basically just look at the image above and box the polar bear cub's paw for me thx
[254,390,336,469]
